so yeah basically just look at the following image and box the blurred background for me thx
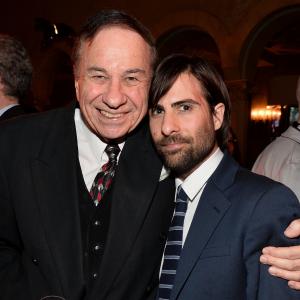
[1,0,300,167]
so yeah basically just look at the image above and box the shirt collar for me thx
[75,108,124,161]
[282,126,300,144]
[0,103,19,117]
[159,165,170,181]
[175,147,224,202]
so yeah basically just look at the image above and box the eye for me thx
[151,106,164,116]
[179,103,192,111]
[91,74,108,82]
[125,76,139,86]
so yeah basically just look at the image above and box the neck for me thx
[178,143,218,181]
[0,95,18,110]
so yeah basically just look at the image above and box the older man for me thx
[0,11,174,300]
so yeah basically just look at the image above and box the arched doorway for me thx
[240,5,300,167]
[157,26,221,69]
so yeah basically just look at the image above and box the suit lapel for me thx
[171,153,238,299]
[31,105,84,296]
[95,120,164,296]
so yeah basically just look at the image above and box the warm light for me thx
[251,105,281,122]
[53,24,58,35]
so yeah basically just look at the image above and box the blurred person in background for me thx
[253,77,300,289]
[0,34,34,121]
[252,76,300,200]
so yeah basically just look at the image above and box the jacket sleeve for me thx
[0,156,32,299]
[243,183,300,300]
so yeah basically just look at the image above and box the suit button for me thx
[94,220,100,226]
[146,285,152,293]
[159,232,167,241]
[32,258,39,265]
[92,273,98,279]
[94,244,102,251]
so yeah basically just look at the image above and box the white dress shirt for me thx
[159,148,223,276]
[74,108,124,191]
[175,148,224,245]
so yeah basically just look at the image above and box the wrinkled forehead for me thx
[76,25,155,70]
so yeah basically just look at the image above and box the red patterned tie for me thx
[90,144,120,206]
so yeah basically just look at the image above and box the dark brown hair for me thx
[149,53,231,148]
[72,10,157,76]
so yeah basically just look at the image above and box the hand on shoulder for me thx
[260,219,300,290]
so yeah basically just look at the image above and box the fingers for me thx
[260,246,300,290]
[259,219,300,290]
[260,253,300,271]
[262,246,300,260]
[284,219,300,238]
[288,280,300,290]
[266,265,300,285]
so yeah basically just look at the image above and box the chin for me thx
[100,130,129,142]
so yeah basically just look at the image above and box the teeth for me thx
[100,110,123,118]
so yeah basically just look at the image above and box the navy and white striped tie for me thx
[158,186,188,300]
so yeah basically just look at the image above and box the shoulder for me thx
[215,153,298,207]
[0,105,75,158]
[252,127,300,174]
[0,105,74,137]
[258,127,297,157]
[234,169,300,225]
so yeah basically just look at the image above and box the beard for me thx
[155,126,216,179]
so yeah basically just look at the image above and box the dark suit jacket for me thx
[170,153,300,300]
[0,104,29,121]
[0,104,175,300]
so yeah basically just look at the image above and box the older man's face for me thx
[75,26,152,142]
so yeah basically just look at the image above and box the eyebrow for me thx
[87,67,107,74]
[123,68,146,76]
[153,99,200,110]
[86,67,147,76]
[170,99,200,107]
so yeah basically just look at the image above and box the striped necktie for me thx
[90,144,120,206]
[158,185,188,300]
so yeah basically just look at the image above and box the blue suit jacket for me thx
[170,152,300,300]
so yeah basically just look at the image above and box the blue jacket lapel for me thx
[171,153,238,299]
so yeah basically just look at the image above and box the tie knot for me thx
[176,186,188,204]
[105,144,120,164]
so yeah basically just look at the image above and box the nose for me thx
[161,111,180,136]
[103,79,127,108]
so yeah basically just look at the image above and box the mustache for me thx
[156,134,191,146]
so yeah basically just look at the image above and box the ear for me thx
[213,103,225,131]
[73,64,80,102]
[74,78,80,102]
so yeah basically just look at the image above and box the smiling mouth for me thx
[99,110,126,119]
